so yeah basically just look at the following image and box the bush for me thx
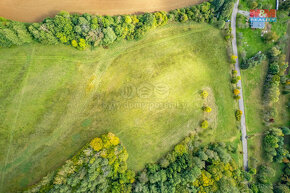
[0,20,32,47]
[231,55,237,64]
[241,51,266,69]
[269,63,280,74]
[203,106,212,112]
[201,120,209,128]
[231,76,241,84]
[234,95,241,100]
[233,89,240,95]
[201,90,209,99]
[235,110,242,121]
[263,32,279,43]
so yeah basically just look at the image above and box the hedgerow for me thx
[0,0,235,49]
[25,133,251,193]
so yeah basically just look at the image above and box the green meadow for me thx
[0,22,238,192]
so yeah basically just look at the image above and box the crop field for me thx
[0,22,238,192]
[0,0,206,22]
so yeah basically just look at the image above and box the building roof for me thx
[250,21,265,29]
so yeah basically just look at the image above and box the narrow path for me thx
[231,0,248,170]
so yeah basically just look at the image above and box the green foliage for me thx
[24,133,133,193]
[263,128,289,163]
[263,46,285,104]
[235,110,242,121]
[0,0,233,49]
[102,27,117,46]
[0,20,32,47]
[201,90,209,99]
[240,51,266,69]
[26,133,250,193]
[201,120,209,128]
[263,32,279,43]
[134,136,249,193]
[231,75,241,84]
[203,106,212,113]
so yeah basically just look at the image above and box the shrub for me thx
[231,76,241,84]
[234,95,241,100]
[233,89,240,95]
[201,90,209,99]
[269,63,279,74]
[203,106,212,112]
[241,51,266,69]
[71,39,78,47]
[235,110,242,121]
[232,70,238,76]
[201,120,209,128]
[231,55,237,64]
[263,32,279,43]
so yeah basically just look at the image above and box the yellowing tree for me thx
[90,137,103,151]
[108,132,120,146]
[201,90,209,99]
[201,120,209,129]
[231,55,237,63]
[233,89,240,95]
[203,106,212,113]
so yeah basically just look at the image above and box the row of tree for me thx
[263,127,290,163]
[0,0,235,49]
[25,132,252,193]
[263,46,288,105]
[0,17,32,47]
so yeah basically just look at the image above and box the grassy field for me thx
[0,22,238,192]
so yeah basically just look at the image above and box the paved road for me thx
[231,0,248,170]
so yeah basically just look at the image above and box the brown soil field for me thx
[0,0,205,22]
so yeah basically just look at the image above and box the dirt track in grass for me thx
[0,0,206,22]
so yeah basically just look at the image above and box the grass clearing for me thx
[0,22,238,192]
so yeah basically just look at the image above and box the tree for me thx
[71,40,78,47]
[263,32,279,43]
[213,0,225,11]
[90,137,103,151]
[233,89,240,95]
[269,63,280,74]
[203,106,212,112]
[231,55,237,63]
[234,95,241,100]
[250,1,258,9]
[231,76,241,84]
[78,38,87,49]
[102,27,117,46]
[235,110,242,121]
[269,47,281,58]
[201,120,209,128]
[201,90,209,99]
[179,13,188,22]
